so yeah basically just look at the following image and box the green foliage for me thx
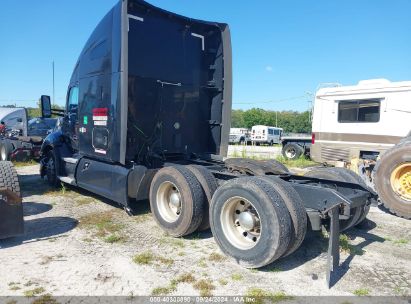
[231,108,311,133]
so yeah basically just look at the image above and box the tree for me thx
[231,108,312,134]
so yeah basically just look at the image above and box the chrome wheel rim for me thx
[220,196,261,250]
[286,148,296,159]
[0,146,6,160]
[157,181,182,222]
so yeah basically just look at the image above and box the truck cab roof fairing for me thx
[66,0,231,165]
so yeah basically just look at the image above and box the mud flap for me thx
[326,205,340,288]
[0,189,24,239]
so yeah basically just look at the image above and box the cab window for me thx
[68,86,79,111]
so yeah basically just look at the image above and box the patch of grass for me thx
[353,288,370,296]
[104,234,126,244]
[178,252,185,256]
[218,278,228,286]
[340,234,364,255]
[157,256,174,266]
[133,213,151,224]
[23,280,37,287]
[208,252,226,262]
[151,287,175,296]
[79,211,124,238]
[176,273,196,284]
[245,288,293,304]
[393,238,408,245]
[132,251,174,266]
[276,155,317,168]
[231,273,243,281]
[159,237,185,249]
[151,273,195,296]
[197,258,208,268]
[24,287,46,297]
[193,279,215,297]
[9,286,21,291]
[12,160,35,167]
[393,287,406,295]
[132,252,154,265]
[75,196,96,206]
[32,294,59,304]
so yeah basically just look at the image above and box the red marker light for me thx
[311,133,315,144]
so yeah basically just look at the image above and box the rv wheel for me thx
[186,165,218,231]
[150,166,205,237]
[282,143,303,160]
[374,141,411,219]
[210,176,292,268]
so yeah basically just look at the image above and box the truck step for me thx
[63,157,79,164]
[58,176,75,185]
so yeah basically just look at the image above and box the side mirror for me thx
[40,95,52,118]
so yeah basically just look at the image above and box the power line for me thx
[233,95,307,105]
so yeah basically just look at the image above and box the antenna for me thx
[52,61,55,106]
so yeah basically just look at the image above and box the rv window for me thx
[338,99,380,123]
[268,129,273,135]
[274,129,279,135]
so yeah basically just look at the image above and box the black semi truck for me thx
[38,0,375,285]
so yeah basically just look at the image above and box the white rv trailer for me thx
[311,79,411,163]
[251,125,283,145]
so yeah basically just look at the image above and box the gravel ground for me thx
[0,164,410,297]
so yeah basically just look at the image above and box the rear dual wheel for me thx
[210,176,306,268]
[149,165,218,236]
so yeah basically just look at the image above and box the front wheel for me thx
[45,151,60,187]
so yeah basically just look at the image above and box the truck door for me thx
[65,86,80,151]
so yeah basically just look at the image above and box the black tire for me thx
[282,143,303,160]
[186,165,218,231]
[149,165,205,237]
[0,161,20,196]
[304,167,363,231]
[258,176,307,257]
[374,142,411,219]
[261,159,289,174]
[45,150,60,188]
[0,140,13,161]
[210,177,292,268]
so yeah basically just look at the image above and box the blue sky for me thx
[0,1,410,112]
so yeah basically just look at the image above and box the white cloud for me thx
[265,65,273,72]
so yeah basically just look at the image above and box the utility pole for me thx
[52,61,55,106]
[275,111,278,127]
